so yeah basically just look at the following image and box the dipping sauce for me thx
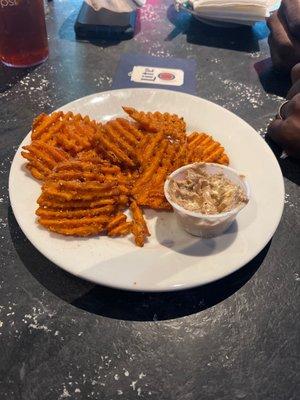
[168,163,248,214]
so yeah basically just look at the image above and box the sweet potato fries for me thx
[21,107,229,246]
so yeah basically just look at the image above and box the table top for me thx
[0,1,299,399]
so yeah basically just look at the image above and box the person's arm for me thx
[267,63,300,159]
[267,0,300,72]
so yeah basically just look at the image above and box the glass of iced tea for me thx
[0,0,49,68]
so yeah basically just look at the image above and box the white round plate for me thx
[9,89,284,292]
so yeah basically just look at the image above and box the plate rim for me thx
[8,88,285,292]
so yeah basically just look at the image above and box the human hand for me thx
[267,0,300,72]
[267,63,300,159]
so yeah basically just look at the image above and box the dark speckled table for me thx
[0,1,299,399]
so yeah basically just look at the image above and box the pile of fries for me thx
[21,107,229,246]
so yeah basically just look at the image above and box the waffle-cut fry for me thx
[32,111,80,144]
[109,118,143,146]
[130,200,150,247]
[31,112,100,156]
[95,128,134,167]
[37,160,115,236]
[107,213,132,237]
[108,222,133,237]
[47,162,115,183]
[173,142,188,169]
[53,159,105,173]
[76,161,131,187]
[187,132,229,165]
[37,156,131,241]
[134,139,169,192]
[77,150,111,165]
[38,215,109,228]
[187,132,207,146]
[123,107,186,142]
[32,113,47,131]
[134,191,172,210]
[50,163,104,182]
[218,154,230,164]
[133,136,186,210]
[21,141,70,180]
[31,112,64,141]
[74,116,99,141]
[47,159,133,193]
[139,131,165,167]
[130,200,150,236]
[116,193,127,203]
[37,193,117,209]
[55,118,99,156]
[38,215,110,236]
[56,125,90,155]
[94,120,141,167]
[161,142,182,175]
[141,142,178,194]
[48,170,106,183]
[136,132,152,159]
[107,213,127,230]
[43,225,105,236]
[42,181,128,202]
[26,164,48,181]
[50,180,116,192]
[36,205,114,219]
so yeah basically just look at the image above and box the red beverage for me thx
[0,0,48,68]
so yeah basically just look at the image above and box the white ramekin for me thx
[164,162,250,238]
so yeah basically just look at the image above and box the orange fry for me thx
[94,126,136,167]
[31,111,63,140]
[107,213,127,231]
[37,194,116,209]
[36,205,114,219]
[123,107,186,142]
[38,216,109,236]
[108,222,133,237]
[130,200,150,247]
[21,141,70,180]
[107,213,132,237]
[187,132,229,166]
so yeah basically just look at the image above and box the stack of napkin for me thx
[175,0,279,25]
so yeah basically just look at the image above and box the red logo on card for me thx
[158,72,175,81]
